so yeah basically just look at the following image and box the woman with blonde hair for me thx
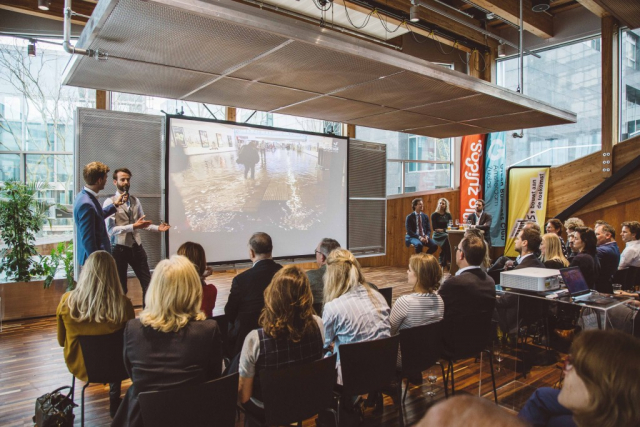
[57,250,134,417]
[237,265,324,423]
[519,329,640,427]
[322,249,390,383]
[177,241,217,317]
[112,255,222,427]
[431,198,453,268]
[540,233,569,270]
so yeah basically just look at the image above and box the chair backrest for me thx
[446,310,493,360]
[138,373,239,427]
[399,322,443,376]
[377,287,393,307]
[259,354,337,426]
[211,314,228,345]
[339,335,400,396]
[621,266,640,291]
[78,329,129,384]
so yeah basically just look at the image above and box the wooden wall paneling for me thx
[601,15,619,178]
[226,106,236,122]
[96,90,108,109]
[613,134,640,172]
[547,151,603,215]
[574,198,640,254]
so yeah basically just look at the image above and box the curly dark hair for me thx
[259,265,317,342]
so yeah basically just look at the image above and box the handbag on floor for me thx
[33,385,76,427]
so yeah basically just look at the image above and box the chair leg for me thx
[402,378,409,405]
[449,361,456,396]
[397,378,405,427]
[485,350,498,404]
[70,376,76,403]
[81,382,89,427]
[438,362,449,398]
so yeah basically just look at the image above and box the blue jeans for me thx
[405,236,438,254]
[519,387,577,427]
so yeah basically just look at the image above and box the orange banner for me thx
[459,134,486,223]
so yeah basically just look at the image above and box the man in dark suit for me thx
[73,161,126,266]
[595,223,620,294]
[467,199,493,249]
[306,237,341,312]
[225,232,282,357]
[439,235,496,352]
[405,198,438,254]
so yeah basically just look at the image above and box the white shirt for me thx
[83,186,98,199]
[103,191,158,246]
[619,240,640,269]
[456,265,482,276]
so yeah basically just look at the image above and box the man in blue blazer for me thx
[74,161,126,266]
[595,223,620,294]
[405,198,438,254]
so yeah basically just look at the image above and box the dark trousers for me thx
[438,238,451,266]
[244,164,255,179]
[112,244,151,306]
[407,237,438,254]
[518,387,576,427]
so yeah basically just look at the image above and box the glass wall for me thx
[111,93,226,120]
[356,126,453,196]
[0,36,95,239]
[621,28,640,141]
[497,37,602,167]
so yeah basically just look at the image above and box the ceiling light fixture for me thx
[38,0,51,11]
[28,40,36,57]
[410,4,420,22]
[531,0,550,12]
[498,43,505,58]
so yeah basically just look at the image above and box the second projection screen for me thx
[167,117,348,263]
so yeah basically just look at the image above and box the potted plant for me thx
[41,241,76,291]
[0,181,52,283]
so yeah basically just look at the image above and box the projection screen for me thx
[166,117,348,264]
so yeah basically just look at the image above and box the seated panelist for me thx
[405,197,438,255]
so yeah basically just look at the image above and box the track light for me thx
[531,0,550,12]
[498,43,505,58]
[410,4,420,23]
[38,0,51,11]
[28,41,36,57]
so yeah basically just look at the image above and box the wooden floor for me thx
[0,266,565,426]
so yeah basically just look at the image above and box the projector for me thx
[500,268,561,292]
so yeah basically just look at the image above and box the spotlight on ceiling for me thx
[486,13,494,20]
[531,0,550,12]
[28,41,36,57]
[410,4,420,23]
[497,43,506,58]
[38,0,51,11]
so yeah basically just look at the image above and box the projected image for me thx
[168,118,347,262]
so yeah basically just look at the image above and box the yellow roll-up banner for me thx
[504,167,550,257]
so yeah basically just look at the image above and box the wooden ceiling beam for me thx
[0,0,91,25]
[574,0,608,18]
[466,0,554,39]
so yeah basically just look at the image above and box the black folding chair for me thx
[377,287,393,308]
[441,311,498,403]
[239,354,338,427]
[76,330,129,426]
[338,335,401,425]
[612,266,640,291]
[398,322,447,407]
[138,373,238,427]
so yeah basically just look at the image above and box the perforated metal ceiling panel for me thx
[63,0,577,138]
[407,123,495,138]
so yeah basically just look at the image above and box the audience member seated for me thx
[177,241,217,317]
[518,329,640,427]
[56,250,135,418]
[619,221,640,270]
[489,221,542,272]
[594,223,620,294]
[564,218,584,260]
[419,395,529,427]
[405,197,438,254]
[306,237,341,312]
[225,232,282,357]
[431,197,453,268]
[112,255,222,427]
[569,227,600,290]
[465,228,491,270]
[322,248,391,384]
[546,218,569,258]
[390,253,444,366]
[237,265,324,425]
[439,235,496,353]
[541,233,569,270]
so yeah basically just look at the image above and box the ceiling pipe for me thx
[513,0,524,138]
[63,0,107,59]
[413,0,541,58]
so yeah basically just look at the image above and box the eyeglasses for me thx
[315,250,322,256]
[455,247,461,252]
[563,354,574,373]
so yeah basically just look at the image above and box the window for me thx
[356,126,453,196]
[111,93,226,120]
[621,28,640,141]
[497,37,602,167]
[0,36,94,238]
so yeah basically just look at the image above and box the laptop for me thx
[559,267,613,305]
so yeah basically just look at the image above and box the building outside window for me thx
[497,37,602,167]
[621,28,640,141]
[111,93,226,120]
[0,36,95,239]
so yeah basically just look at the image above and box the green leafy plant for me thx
[41,241,76,291]
[0,181,52,282]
